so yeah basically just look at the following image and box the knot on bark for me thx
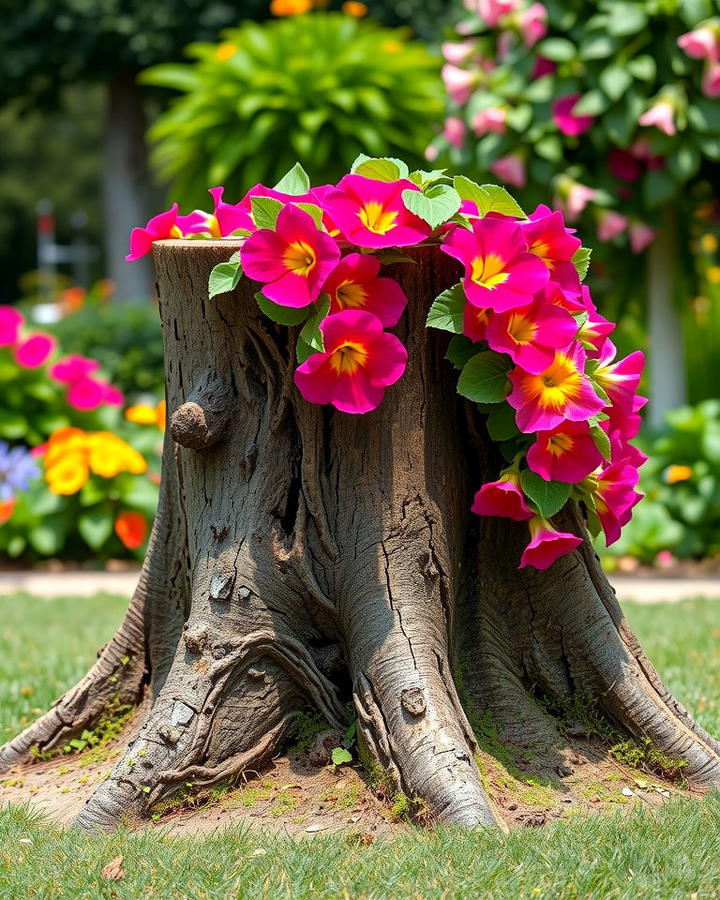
[170,375,234,450]
[400,687,426,717]
[183,627,209,654]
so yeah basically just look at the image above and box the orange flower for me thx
[665,464,692,484]
[270,0,313,15]
[115,511,148,549]
[215,42,237,61]
[0,498,15,525]
[342,1,368,15]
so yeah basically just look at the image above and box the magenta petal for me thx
[320,309,384,351]
[261,272,314,308]
[14,334,56,368]
[241,230,293,282]
[0,306,23,347]
[294,356,338,406]
[363,278,409,327]
[125,228,154,261]
[366,333,408,387]
[331,372,385,414]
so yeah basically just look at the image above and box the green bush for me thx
[142,12,444,208]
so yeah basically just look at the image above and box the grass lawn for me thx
[1,592,719,898]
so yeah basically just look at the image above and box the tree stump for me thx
[2,241,719,831]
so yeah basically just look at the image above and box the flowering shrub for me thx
[128,156,647,569]
[433,1,720,267]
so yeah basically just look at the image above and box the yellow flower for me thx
[156,400,166,431]
[215,42,237,61]
[45,427,88,468]
[701,233,718,254]
[46,453,90,495]
[342,1,368,15]
[270,0,313,15]
[707,266,720,284]
[87,433,147,479]
[665,464,692,484]
[125,404,159,425]
[381,39,403,53]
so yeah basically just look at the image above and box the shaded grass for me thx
[0,592,719,896]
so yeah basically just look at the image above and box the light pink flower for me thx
[488,153,526,188]
[323,253,408,327]
[441,217,549,313]
[442,39,478,66]
[466,0,520,27]
[0,306,23,347]
[471,469,533,521]
[527,421,603,483]
[597,209,629,242]
[677,27,720,62]
[14,333,56,368]
[443,116,467,149]
[702,62,720,97]
[294,310,407,414]
[639,101,676,136]
[241,204,340,308]
[557,182,597,222]
[518,3,547,48]
[629,221,657,253]
[519,517,583,569]
[471,106,507,136]
[442,64,476,105]
[552,94,594,136]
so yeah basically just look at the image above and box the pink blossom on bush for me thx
[702,62,720,97]
[14,333,56,368]
[442,39,477,66]
[677,26,720,62]
[441,64,476,105]
[629,221,657,253]
[66,377,106,411]
[552,94,594,137]
[471,107,507,136]
[443,116,467,149]
[488,153,526,188]
[519,517,582,570]
[638,100,676,136]
[465,0,519,27]
[597,209,629,242]
[0,306,23,347]
[50,355,100,384]
[527,421,602,483]
[518,3,547,48]
[471,470,533,521]
[557,182,597,222]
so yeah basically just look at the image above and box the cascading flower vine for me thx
[127,156,646,570]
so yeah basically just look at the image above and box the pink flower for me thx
[629,221,657,253]
[126,204,182,261]
[527,421,603,483]
[442,39,478,66]
[322,175,431,249]
[595,460,642,546]
[178,187,254,237]
[323,253,408,327]
[101,383,125,407]
[507,342,605,433]
[639,101,676,136]
[531,56,556,79]
[592,340,644,412]
[702,63,720,98]
[597,209,628,242]
[519,517,583,569]
[488,154,526,188]
[14,333,56,368]
[442,64,476,106]
[557,182,596,222]
[518,3,547,48]
[471,469,533,521]
[50,355,100,384]
[464,305,491,342]
[576,289,615,356]
[608,149,643,182]
[677,27,720,62]
[443,116,467,149]
[0,306,23,347]
[442,217,549,313]
[471,107,507,136]
[521,204,582,297]
[294,310,407,414]
[552,94,594,137]
[486,297,578,374]
[466,0,520,27]
[241,204,340,308]
[66,377,106,411]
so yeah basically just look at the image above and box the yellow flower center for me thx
[547,432,575,456]
[329,341,368,375]
[283,241,317,276]
[471,254,509,289]
[170,225,183,239]
[530,239,555,270]
[335,281,368,310]
[507,311,537,345]
[531,353,582,409]
[358,202,398,235]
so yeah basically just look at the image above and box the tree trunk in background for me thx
[2,243,718,831]
[647,209,686,429]
[102,72,155,302]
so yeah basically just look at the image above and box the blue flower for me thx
[0,441,39,502]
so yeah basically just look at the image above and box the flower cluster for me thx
[43,427,147,496]
[127,158,646,569]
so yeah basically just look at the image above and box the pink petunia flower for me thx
[552,94,594,137]
[521,204,582,298]
[464,304,491,342]
[702,62,720,98]
[471,106,507,136]
[488,154,526,188]
[443,116,467,149]
[441,217,549,313]
[519,517,583,569]
[441,64,477,106]
[527,421,603,483]
[557,182,597,222]
[126,204,183,261]
[14,333,56,368]
[50,355,100,384]
[321,175,431,249]
[597,209,629,242]
[294,310,407,414]
[323,253,408,327]
[507,342,605,433]
[178,187,254,237]
[518,2,547,47]
[442,39,478,66]
[485,296,578,374]
[66,377,105,411]
[471,469,533,520]
[241,204,340,308]
[101,383,125,407]
[466,0,520,27]
[638,101,676,136]
[0,306,23,347]
[592,340,644,412]
[629,221,657,254]
[531,56,556,80]
[575,287,615,356]
[677,26,720,62]
[594,460,642,545]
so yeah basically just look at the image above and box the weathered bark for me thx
[3,241,718,831]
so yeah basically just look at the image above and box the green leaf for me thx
[572,247,592,281]
[643,169,678,208]
[572,90,610,117]
[401,184,461,230]
[294,202,324,228]
[373,251,417,265]
[408,169,448,187]
[273,162,311,195]
[446,335,478,370]
[0,410,28,439]
[28,518,66,556]
[599,66,633,102]
[627,55,656,82]
[453,176,491,215]
[296,337,315,364]
[486,404,520,442]
[426,284,465,333]
[579,34,617,60]
[351,154,409,182]
[590,423,612,461]
[520,471,571,518]
[688,100,720,134]
[331,747,353,766]
[78,506,114,551]
[208,259,243,299]
[250,196,284,230]
[298,294,331,358]
[457,352,512,404]
[605,2,647,36]
[479,185,526,219]
[255,292,312,326]
[536,37,577,62]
